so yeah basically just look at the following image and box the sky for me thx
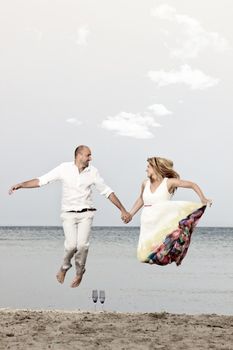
[1,0,232,227]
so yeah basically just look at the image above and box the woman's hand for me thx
[201,197,213,207]
[121,211,132,224]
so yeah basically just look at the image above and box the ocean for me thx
[0,226,232,315]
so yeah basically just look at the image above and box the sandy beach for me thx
[0,309,232,350]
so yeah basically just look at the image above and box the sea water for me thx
[0,226,232,315]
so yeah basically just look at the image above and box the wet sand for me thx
[0,309,232,350]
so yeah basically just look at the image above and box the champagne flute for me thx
[92,289,98,311]
[99,290,106,311]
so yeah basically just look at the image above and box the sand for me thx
[0,309,232,350]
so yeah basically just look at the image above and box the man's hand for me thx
[108,193,133,223]
[8,179,40,195]
[121,211,132,224]
[8,184,22,195]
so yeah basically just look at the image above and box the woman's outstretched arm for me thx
[129,181,146,218]
[167,178,212,206]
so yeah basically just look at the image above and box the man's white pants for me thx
[60,211,94,275]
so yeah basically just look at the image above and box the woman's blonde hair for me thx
[147,157,180,194]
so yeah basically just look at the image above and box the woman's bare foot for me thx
[56,269,67,284]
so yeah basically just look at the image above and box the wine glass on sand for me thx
[92,289,98,311]
[99,290,106,311]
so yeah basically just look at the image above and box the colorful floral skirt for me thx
[137,202,206,266]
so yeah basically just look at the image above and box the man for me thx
[9,145,131,288]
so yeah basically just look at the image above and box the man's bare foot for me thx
[70,273,84,288]
[56,269,67,284]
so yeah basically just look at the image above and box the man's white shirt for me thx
[37,162,113,212]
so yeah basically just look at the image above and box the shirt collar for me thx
[82,165,91,173]
[73,163,91,174]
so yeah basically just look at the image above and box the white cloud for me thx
[76,26,89,46]
[148,64,219,90]
[101,112,161,139]
[152,4,176,20]
[151,4,230,59]
[147,103,172,116]
[66,118,83,126]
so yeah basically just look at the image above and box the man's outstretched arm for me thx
[9,179,40,195]
[93,169,132,223]
[9,164,62,195]
[108,193,132,223]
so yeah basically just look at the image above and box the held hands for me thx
[121,210,132,224]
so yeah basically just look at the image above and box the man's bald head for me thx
[74,145,90,159]
[74,145,92,169]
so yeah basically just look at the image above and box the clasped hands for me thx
[121,210,132,224]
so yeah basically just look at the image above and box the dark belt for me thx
[66,208,96,213]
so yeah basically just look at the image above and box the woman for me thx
[129,157,212,266]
